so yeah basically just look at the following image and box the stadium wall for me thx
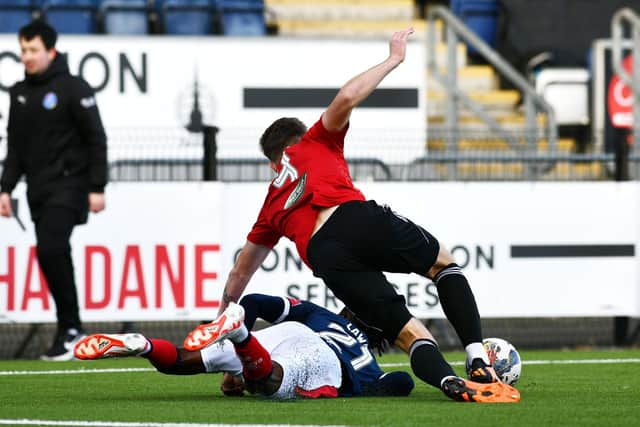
[0,35,426,164]
[1,181,639,324]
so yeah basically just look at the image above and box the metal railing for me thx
[612,7,640,150]
[0,130,621,182]
[427,6,558,160]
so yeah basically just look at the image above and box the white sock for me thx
[230,324,249,344]
[125,333,151,356]
[465,342,490,365]
[138,337,152,356]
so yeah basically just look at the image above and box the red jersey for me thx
[247,117,366,267]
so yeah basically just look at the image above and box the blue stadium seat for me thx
[217,0,265,36]
[99,0,148,35]
[451,0,499,54]
[159,0,215,35]
[0,1,36,33]
[40,0,98,34]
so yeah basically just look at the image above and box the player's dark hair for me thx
[19,20,57,50]
[259,117,307,162]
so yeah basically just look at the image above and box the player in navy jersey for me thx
[239,293,393,396]
[74,294,413,399]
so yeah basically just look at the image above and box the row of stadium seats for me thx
[265,0,416,21]
[266,0,422,38]
[0,0,267,35]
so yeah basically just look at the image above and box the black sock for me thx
[435,264,483,346]
[409,339,456,389]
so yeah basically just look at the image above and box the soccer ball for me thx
[482,337,522,385]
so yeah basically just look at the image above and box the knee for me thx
[394,318,436,353]
[427,248,456,279]
[431,263,465,290]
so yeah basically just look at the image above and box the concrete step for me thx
[410,160,605,180]
[426,137,576,152]
[266,0,416,21]
[428,113,551,133]
[428,65,498,92]
[427,89,520,117]
[275,18,428,38]
[430,40,467,69]
[542,161,606,180]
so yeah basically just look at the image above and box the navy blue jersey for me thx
[240,293,384,396]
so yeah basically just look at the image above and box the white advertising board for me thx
[1,181,639,323]
[0,182,225,322]
[221,182,640,318]
[0,35,426,163]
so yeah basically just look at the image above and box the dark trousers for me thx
[34,206,81,331]
[308,200,440,342]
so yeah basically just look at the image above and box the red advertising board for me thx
[608,54,634,128]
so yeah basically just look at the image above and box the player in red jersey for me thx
[189,28,519,403]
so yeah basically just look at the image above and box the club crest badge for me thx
[42,92,58,110]
[284,173,307,209]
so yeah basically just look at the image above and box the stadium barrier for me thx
[2,181,639,324]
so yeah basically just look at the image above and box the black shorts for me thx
[307,200,440,341]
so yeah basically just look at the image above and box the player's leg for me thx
[186,303,279,395]
[74,332,244,379]
[35,206,84,361]
[308,202,517,401]
[310,268,519,402]
[371,203,497,383]
[312,268,455,391]
[308,212,455,392]
[393,316,519,403]
[427,248,497,382]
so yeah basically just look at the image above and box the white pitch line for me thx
[1,358,640,376]
[514,358,640,365]
[380,358,640,368]
[0,421,347,427]
[0,368,155,376]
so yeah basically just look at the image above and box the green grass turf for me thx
[0,349,639,427]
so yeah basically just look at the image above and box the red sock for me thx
[145,339,178,370]
[234,335,272,381]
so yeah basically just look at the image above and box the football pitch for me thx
[1,349,639,427]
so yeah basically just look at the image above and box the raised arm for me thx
[322,27,414,132]
[218,240,272,316]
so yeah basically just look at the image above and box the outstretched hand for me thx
[389,27,415,64]
[220,372,245,397]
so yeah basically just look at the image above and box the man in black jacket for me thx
[0,20,107,361]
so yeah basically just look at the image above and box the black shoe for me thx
[466,358,499,383]
[40,328,86,361]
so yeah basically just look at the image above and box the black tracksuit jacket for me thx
[0,53,107,223]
